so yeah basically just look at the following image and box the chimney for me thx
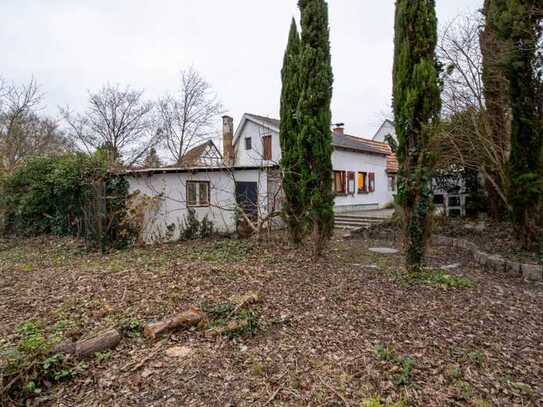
[222,115,234,165]
[333,123,345,137]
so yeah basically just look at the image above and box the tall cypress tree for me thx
[393,0,441,273]
[490,0,542,249]
[297,0,334,256]
[480,0,511,220]
[280,19,305,245]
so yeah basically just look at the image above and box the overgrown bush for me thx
[0,154,133,249]
[181,208,214,240]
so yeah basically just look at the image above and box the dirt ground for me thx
[1,234,542,406]
[434,218,541,264]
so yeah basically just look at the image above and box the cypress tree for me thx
[280,19,305,246]
[480,0,511,220]
[490,0,542,249]
[297,0,334,256]
[392,0,441,273]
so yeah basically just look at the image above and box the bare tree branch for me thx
[0,78,70,172]
[157,68,224,165]
[61,84,158,167]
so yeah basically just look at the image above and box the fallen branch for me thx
[143,307,207,340]
[50,329,121,359]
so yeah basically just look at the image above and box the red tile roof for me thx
[386,153,399,173]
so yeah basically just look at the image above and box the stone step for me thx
[335,215,384,223]
[334,221,373,228]
[334,224,362,231]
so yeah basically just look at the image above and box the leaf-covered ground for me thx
[1,234,542,406]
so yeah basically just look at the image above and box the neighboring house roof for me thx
[235,113,393,156]
[117,165,279,176]
[386,154,399,174]
[245,113,280,130]
[372,119,395,141]
[333,133,392,156]
[179,140,222,167]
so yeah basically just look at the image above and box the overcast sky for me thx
[1,0,481,138]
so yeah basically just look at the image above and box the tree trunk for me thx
[143,308,206,339]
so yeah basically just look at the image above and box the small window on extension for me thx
[245,137,252,150]
[186,181,210,207]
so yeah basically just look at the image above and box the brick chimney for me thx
[222,115,234,166]
[333,123,345,137]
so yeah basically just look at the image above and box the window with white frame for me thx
[186,181,210,207]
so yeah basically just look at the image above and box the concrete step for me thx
[334,224,362,231]
[335,216,383,223]
[334,222,373,230]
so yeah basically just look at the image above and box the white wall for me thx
[235,118,394,210]
[126,168,268,243]
[373,120,396,143]
[332,149,394,210]
[235,120,281,167]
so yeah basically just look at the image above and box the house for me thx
[179,140,223,168]
[372,118,470,217]
[123,114,398,242]
[233,113,397,213]
[372,119,396,143]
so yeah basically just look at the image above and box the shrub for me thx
[0,154,132,249]
[181,208,215,240]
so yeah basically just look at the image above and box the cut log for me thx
[75,329,122,358]
[50,340,76,355]
[143,308,207,340]
[49,329,122,359]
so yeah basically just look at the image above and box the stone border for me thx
[433,235,542,282]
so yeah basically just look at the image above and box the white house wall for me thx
[332,149,394,211]
[235,119,394,210]
[373,120,396,143]
[126,168,268,243]
[235,120,281,167]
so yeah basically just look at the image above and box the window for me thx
[245,137,252,150]
[388,175,396,192]
[186,181,210,207]
[448,196,461,207]
[358,172,375,193]
[347,172,356,195]
[357,172,367,193]
[262,135,272,160]
[333,171,346,194]
[433,194,444,205]
[368,173,375,192]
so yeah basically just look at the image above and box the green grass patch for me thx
[0,320,84,403]
[187,240,254,264]
[374,343,415,387]
[362,396,407,407]
[401,270,474,289]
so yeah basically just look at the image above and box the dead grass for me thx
[1,234,542,406]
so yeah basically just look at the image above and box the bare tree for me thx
[439,14,485,114]
[157,68,224,165]
[0,78,71,172]
[61,85,157,167]
[436,11,512,217]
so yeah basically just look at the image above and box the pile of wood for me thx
[50,292,262,358]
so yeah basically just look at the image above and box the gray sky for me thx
[1,0,481,138]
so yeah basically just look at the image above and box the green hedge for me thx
[0,154,131,249]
